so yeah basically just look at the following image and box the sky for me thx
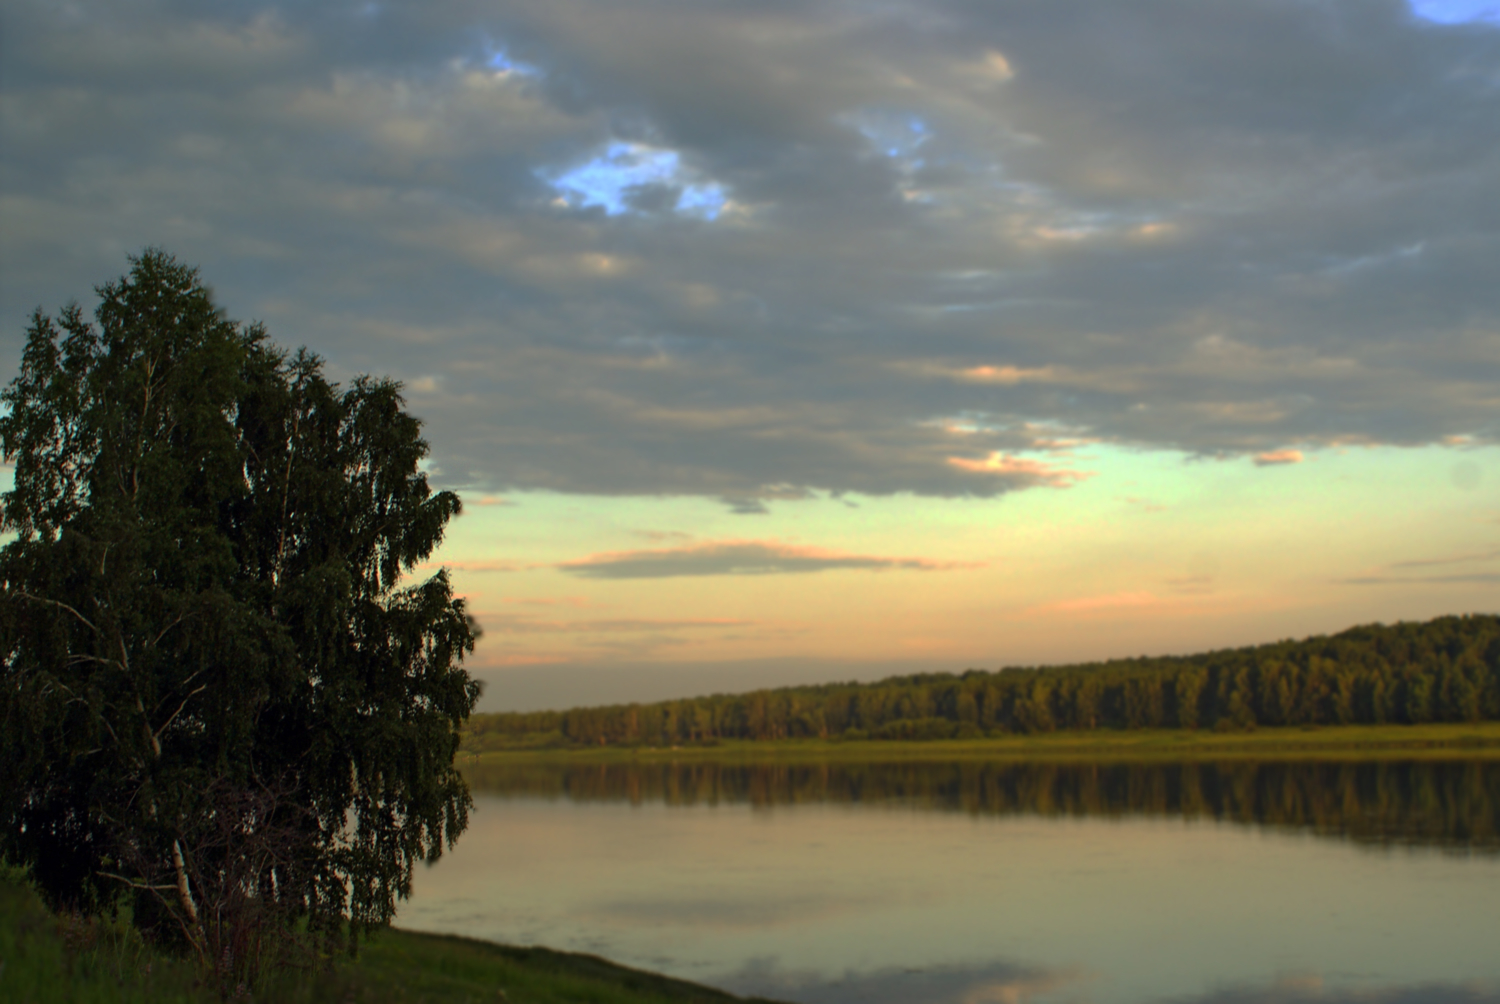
[2,0,1498,711]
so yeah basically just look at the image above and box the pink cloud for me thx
[559,539,983,579]
[1253,449,1304,466]
[1033,591,1163,615]
[947,452,1093,487]
[957,364,1055,385]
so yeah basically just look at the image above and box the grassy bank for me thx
[0,867,784,1004]
[462,721,1500,767]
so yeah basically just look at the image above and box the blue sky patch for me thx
[484,47,540,76]
[544,142,727,219]
[1409,0,1500,24]
[850,112,929,164]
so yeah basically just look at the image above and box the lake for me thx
[399,758,1500,1004]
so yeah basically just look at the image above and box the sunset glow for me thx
[3,0,1497,710]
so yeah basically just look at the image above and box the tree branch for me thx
[154,684,207,743]
[98,871,179,893]
[9,588,100,635]
[150,613,189,649]
[66,653,126,670]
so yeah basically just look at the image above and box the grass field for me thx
[461,721,1500,767]
[0,867,785,1004]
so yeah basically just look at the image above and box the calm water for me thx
[400,759,1500,1004]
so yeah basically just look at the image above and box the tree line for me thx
[465,614,1500,750]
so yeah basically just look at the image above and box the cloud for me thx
[945,453,1093,487]
[1254,449,1305,466]
[1340,572,1500,586]
[5,0,1500,500]
[1340,546,1500,585]
[1390,547,1500,569]
[558,540,982,578]
[1030,591,1165,615]
[724,498,771,515]
[499,595,594,607]
[479,614,753,634]
[633,529,694,542]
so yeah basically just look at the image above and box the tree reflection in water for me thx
[464,757,1500,851]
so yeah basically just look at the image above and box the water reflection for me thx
[1170,977,1500,1004]
[463,757,1500,851]
[413,759,1500,1003]
[726,964,1500,1004]
[725,957,1087,1004]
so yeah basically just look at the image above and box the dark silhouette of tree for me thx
[0,250,480,969]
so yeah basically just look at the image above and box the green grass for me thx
[462,721,1500,767]
[334,929,786,1004]
[0,865,206,1004]
[0,867,785,1004]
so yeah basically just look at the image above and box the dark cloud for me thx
[557,540,979,578]
[722,497,771,516]
[4,0,1499,500]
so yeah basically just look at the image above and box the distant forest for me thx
[463,614,1500,750]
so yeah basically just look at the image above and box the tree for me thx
[0,250,480,975]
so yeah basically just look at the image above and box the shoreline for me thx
[460,721,1500,766]
[0,865,788,1003]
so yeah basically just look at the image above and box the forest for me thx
[464,614,1500,750]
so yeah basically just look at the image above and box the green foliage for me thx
[0,251,480,972]
[464,614,1500,750]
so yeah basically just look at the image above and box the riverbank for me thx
[0,867,785,1004]
[461,721,1500,767]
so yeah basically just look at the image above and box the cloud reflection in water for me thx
[586,890,916,931]
[1173,975,1500,1004]
[720,957,1086,1004]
